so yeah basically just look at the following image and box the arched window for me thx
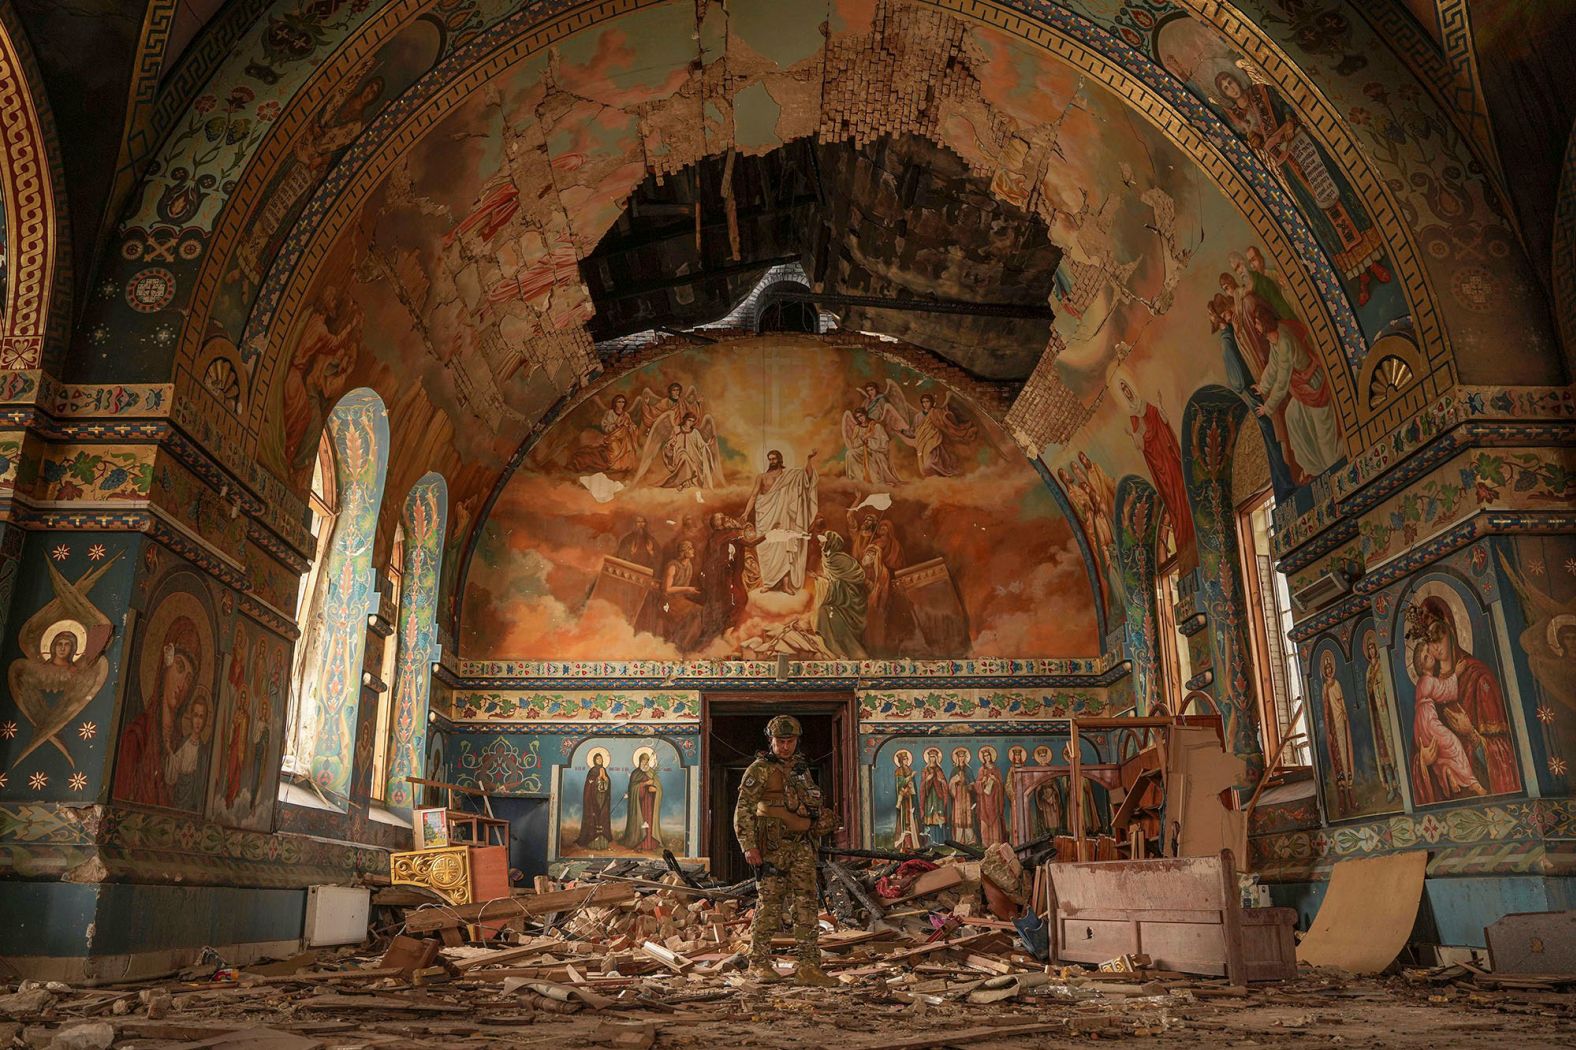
[385,473,447,812]
[281,435,338,778]
[369,525,405,803]
[1153,508,1192,703]
[1236,486,1310,767]
[280,389,391,803]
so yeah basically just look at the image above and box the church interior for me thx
[0,0,1574,1045]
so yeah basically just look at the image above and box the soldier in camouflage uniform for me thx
[734,714,840,986]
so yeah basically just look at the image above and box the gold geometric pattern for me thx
[391,846,475,906]
[0,13,58,370]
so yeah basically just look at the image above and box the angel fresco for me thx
[629,381,725,491]
[841,407,900,486]
[858,380,916,443]
[911,392,979,478]
[646,412,725,491]
[567,393,641,477]
[7,554,122,769]
[1497,551,1576,715]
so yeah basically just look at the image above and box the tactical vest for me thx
[754,760,815,833]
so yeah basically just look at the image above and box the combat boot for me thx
[793,962,839,987]
[748,961,784,984]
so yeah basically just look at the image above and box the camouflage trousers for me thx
[749,835,820,965]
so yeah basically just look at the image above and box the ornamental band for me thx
[733,714,840,986]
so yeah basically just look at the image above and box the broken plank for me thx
[851,1021,1071,1049]
[403,883,637,932]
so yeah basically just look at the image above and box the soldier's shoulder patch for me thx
[742,773,758,788]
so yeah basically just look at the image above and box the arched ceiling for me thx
[56,0,1565,619]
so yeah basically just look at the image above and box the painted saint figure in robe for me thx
[1115,377,1195,561]
[660,541,703,652]
[842,408,901,486]
[920,747,949,843]
[1247,302,1343,479]
[948,748,977,845]
[1212,71,1391,304]
[1409,637,1486,801]
[975,746,1007,846]
[816,531,869,659]
[577,751,614,850]
[114,614,207,809]
[1362,634,1401,802]
[282,286,361,473]
[1031,778,1064,840]
[620,750,665,852]
[699,513,760,646]
[569,394,640,477]
[1406,596,1519,802]
[1319,651,1357,815]
[742,449,819,594]
[892,750,921,851]
[906,393,978,478]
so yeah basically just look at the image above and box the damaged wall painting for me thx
[463,341,1098,662]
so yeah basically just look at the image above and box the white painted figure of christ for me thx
[741,448,819,594]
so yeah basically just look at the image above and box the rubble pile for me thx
[4,854,1575,1048]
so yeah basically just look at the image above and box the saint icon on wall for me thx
[112,582,217,811]
[7,555,121,769]
[620,746,665,851]
[576,747,614,850]
[892,749,920,850]
[975,745,1007,846]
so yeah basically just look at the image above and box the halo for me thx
[631,745,657,768]
[1318,648,1339,676]
[978,745,997,763]
[951,746,971,762]
[892,748,913,766]
[1032,744,1053,764]
[1403,580,1474,683]
[1008,745,1027,762]
[138,589,215,707]
[1360,627,1379,658]
[922,746,942,763]
[40,619,88,659]
[585,746,611,768]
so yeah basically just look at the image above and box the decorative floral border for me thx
[448,691,701,723]
[1250,798,1576,881]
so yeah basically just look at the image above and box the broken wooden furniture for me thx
[1046,848,1297,985]
[390,776,512,913]
[1060,713,1228,862]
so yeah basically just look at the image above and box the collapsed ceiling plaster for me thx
[580,134,1063,379]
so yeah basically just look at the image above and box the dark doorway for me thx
[703,695,855,883]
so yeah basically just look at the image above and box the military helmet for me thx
[765,714,803,739]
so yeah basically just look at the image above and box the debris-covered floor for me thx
[4,958,1574,1050]
[4,856,1573,1049]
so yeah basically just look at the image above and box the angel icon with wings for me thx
[629,381,725,491]
[7,553,122,769]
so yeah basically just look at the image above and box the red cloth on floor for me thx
[874,858,939,899]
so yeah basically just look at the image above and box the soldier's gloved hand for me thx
[744,848,763,866]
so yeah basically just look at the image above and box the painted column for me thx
[386,472,447,813]
[304,389,389,802]
[1182,387,1263,770]
[1114,477,1161,714]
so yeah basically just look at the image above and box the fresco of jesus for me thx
[741,448,819,594]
